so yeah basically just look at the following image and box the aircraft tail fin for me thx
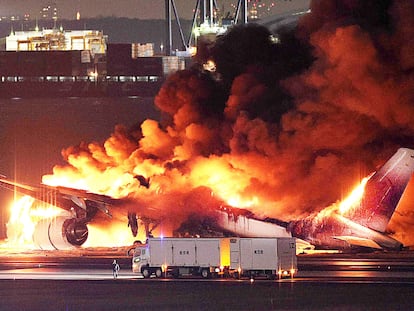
[350,148,414,232]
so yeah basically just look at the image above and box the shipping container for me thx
[229,237,297,278]
[17,51,46,76]
[0,51,19,75]
[132,43,154,58]
[106,43,133,75]
[132,57,163,76]
[43,51,74,76]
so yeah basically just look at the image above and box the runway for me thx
[1,274,413,311]
[1,250,414,310]
[1,267,414,283]
[1,248,414,282]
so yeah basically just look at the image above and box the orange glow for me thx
[226,195,259,209]
[3,167,374,249]
[83,222,143,248]
[4,195,63,248]
[189,156,262,209]
[220,238,230,267]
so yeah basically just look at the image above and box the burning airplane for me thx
[288,148,414,250]
[1,1,414,251]
[1,148,413,251]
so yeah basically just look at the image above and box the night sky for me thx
[0,0,310,20]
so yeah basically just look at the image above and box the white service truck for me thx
[132,237,227,278]
[132,237,297,279]
[229,237,297,279]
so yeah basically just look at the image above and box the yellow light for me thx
[220,238,230,267]
[88,70,98,79]
[189,46,197,56]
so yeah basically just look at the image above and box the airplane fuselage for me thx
[288,212,403,250]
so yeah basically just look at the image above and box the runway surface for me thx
[1,275,413,311]
[1,249,414,310]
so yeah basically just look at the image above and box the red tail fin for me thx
[349,148,414,232]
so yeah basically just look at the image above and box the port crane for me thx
[164,0,249,56]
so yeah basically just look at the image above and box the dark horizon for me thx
[0,0,310,20]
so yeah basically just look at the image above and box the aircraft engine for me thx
[33,217,88,250]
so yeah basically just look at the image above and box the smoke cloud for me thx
[43,0,414,245]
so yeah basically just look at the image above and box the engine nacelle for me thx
[33,217,88,250]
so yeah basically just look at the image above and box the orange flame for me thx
[4,195,62,248]
[83,223,143,248]
[313,175,371,221]
[337,175,370,215]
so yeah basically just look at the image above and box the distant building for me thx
[5,29,107,53]
[41,2,58,21]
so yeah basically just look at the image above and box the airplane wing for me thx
[0,176,130,250]
[0,177,113,218]
[333,236,382,249]
[52,185,115,218]
[0,176,161,250]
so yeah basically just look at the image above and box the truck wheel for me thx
[267,273,276,280]
[201,269,210,279]
[155,268,163,278]
[142,267,151,278]
[172,269,179,278]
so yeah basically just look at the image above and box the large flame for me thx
[307,175,370,224]
[83,223,142,248]
[338,176,370,215]
[3,193,146,249]
[4,195,62,249]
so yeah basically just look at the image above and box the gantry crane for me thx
[164,0,248,55]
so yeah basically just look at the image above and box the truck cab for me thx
[132,245,156,277]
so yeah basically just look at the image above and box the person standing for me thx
[112,259,120,279]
